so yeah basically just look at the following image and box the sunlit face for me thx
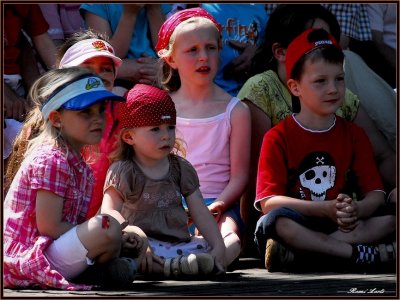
[166,21,220,87]
[57,102,106,152]
[80,57,115,91]
[288,59,345,117]
[124,124,176,164]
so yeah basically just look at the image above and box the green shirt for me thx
[237,70,359,126]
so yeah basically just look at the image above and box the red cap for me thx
[120,84,176,128]
[156,7,221,53]
[286,28,340,79]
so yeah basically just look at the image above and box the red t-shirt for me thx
[4,4,49,75]
[255,115,383,211]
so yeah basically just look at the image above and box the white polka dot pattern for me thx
[120,84,176,128]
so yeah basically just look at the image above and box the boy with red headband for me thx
[254,28,395,272]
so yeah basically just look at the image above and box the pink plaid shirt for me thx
[4,144,93,290]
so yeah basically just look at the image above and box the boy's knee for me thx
[384,215,396,232]
[275,217,295,238]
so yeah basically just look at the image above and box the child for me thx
[237,4,396,254]
[156,7,251,267]
[4,30,123,220]
[102,84,226,278]
[254,28,395,272]
[238,4,395,191]
[3,67,143,290]
[57,30,125,218]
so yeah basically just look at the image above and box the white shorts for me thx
[148,236,210,259]
[44,227,94,280]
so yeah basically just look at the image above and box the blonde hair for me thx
[157,17,222,92]
[109,128,187,162]
[5,67,97,192]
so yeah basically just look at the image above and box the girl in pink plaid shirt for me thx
[3,67,146,290]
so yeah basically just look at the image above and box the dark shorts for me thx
[253,207,337,256]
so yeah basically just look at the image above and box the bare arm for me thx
[336,191,385,232]
[259,195,338,223]
[186,189,226,273]
[32,32,56,69]
[84,8,158,84]
[145,4,166,48]
[84,5,143,59]
[357,190,385,219]
[209,101,251,217]
[102,186,128,225]
[20,35,42,90]
[4,82,29,121]
[36,190,73,239]
[116,57,159,85]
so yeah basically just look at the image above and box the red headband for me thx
[120,84,176,129]
[286,28,341,79]
[156,7,222,53]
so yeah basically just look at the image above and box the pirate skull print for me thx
[298,151,336,201]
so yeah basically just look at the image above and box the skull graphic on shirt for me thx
[298,152,336,201]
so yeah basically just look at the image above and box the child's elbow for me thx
[37,225,63,240]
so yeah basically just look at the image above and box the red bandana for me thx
[120,84,176,128]
[156,7,222,53]
[286,28,341,79]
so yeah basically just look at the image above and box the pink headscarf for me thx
[155,7,222,53]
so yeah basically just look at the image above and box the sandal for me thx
[194,253,214,274]
[165,254,198,278]
[164,253,214,278]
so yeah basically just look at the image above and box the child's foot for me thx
[265,239,294,272]
[106,257,137,287]
[164,253,214,278]
[194,253,214,274]
[75,257,137,289]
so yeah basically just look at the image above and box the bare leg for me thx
[276,217,353,259]
[77,214,122,263]
[330,215,396,244]
[219,215,242,266]
[276,215,395,260]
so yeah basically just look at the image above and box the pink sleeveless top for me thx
[176,97,239,198]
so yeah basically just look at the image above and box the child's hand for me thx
[210,246,227,275]
[121,225,148,263]
[139,246,164,273]
[122,231,143,251]
[336,194,359,232]
[208,201,224,223]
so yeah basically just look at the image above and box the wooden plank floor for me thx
[3,258,397,297]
